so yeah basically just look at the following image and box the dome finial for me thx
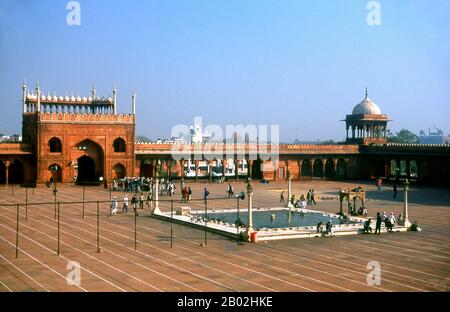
[365,87,368,99]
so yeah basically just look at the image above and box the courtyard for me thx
[0,179,449,292]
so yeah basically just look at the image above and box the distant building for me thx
[419,128,449,145]
[190,124,212,144]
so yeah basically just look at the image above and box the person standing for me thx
[280,191,285,203]
[146,191,152,208]
[203,188,209,203]
[182,186,188,203]
[111,196,118,216]
[393,183,397,198]
[227,183,234,198]
[375,212,382,234]
[124,179,129,193]
[307,190,312,204]
[188,187,192,202]
[131,194,138,211]
[123,194,129,213]
[139,193,144,209]
[377,178,383,193]
[311,189,317,205]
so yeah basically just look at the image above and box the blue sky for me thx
[0,0,449,142]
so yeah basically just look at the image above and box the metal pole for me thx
[236,198,240,244]
[57,202,60,255]
[82,185,85,219]
[170,199,174,248]
[134,202,137,251]
[96,201,100,253]
[54,191,57,220]
[15,204,19,258]
[204,198,208,246]
[25,187,28,221]
[109,181,112,201]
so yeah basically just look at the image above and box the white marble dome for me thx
[352,90,382,115]
[59,96,64,101]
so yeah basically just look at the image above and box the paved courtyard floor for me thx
[0,179,449,292]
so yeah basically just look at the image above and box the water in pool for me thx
[197,210,359,229]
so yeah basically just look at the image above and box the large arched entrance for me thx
[325,159,334,178]
[77,156,96,183]
[0,161,6,184]
[8,160,24,184]
[75,139,104,184]
[336,159,346,178]
[376,159,387,178]
[251,159,262,179]
[313,159,323,178]
[301,160,312,178]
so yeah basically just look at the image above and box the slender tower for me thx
[113,83,117,114]
[36,81,41,112]
[22,79,27,113]
[132,91,136,115]
[91,83,96,100]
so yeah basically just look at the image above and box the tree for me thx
[135,135,151,143]
[388,129,419,144]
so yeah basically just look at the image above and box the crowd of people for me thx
[282,189,317,209]
[363,211,406,234]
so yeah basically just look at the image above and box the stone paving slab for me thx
[0,179,449,292]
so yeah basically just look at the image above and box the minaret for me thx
[113,83,117,114]
[91,83,96,100]
[132,91,136,115]
[36,81,41,113]
[22,79,27,113]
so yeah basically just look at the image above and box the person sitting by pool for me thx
[325,220,333,236]
[388,212,396,226]
[348,203,354,216]
[299,194,307,209]
[363,219,372,234]
[358,207,363,215]
[397,213,404,226]
[385,218,393,232]
[316,221,324,233]
[290,194,296,206]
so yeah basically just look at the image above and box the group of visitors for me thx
[181,186,193,202]
[113,177,153,193]
[316,220,334,236]
[348,204,368,217]
[110,193,147,216]
[364,211,403,234]
[286,189,317,208]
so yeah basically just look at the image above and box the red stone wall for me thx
[32,113,135,183]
